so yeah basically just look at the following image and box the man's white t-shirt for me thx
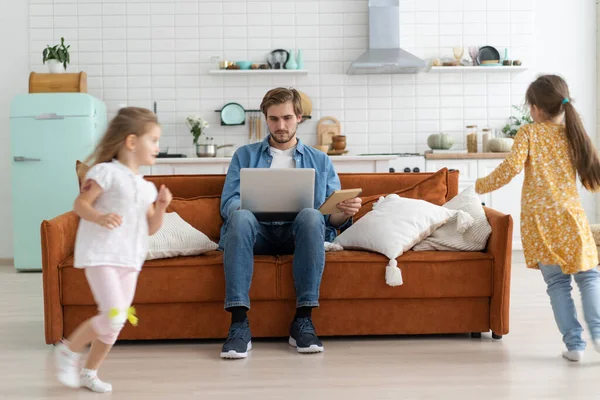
[270,146,296,169]
[74,159,158,270]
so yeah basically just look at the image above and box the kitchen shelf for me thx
[430,66,527,72]
[209,69,308,75]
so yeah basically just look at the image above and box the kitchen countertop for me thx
[154,155,398,163]
[424,151,509,160]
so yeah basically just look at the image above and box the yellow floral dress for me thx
[475,122,598,274]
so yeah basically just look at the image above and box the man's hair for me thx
[260,87,303,117]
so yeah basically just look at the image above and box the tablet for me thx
[318,188,362,215]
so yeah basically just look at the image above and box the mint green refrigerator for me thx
[10,94,107,271]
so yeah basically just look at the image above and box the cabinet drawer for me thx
[426,160,478,182]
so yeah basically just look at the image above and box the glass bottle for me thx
[296,49,304,69]
[482,128,492,153]
[285,49,298,70]
[466,125,478,153]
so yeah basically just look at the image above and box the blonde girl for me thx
[55,107,172,391]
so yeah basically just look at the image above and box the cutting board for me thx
[317,116,341,146]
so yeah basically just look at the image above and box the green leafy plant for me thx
[42,37,71,70]
[502,104,533,137]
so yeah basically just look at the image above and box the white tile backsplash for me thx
[29,0,534,155]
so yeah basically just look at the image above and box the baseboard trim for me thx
[0,258,14,266]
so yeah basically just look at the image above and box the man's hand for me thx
[329,196,362,228]
[336,197,362,217]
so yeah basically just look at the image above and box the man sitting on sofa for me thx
[218,87,362,359]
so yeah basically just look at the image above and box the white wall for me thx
[0,0,28,259]
[27,0,536,157]
[533,0,596,221]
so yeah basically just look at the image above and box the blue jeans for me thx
[540,264,600,351]
[222,208,326,310]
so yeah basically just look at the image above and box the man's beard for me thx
[270,129,297,144]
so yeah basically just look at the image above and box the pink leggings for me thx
[85,266,139,345]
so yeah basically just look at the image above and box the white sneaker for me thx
[593,339,600,353]
[80,372,113,393]
[562,350,584,362]
[54,342,81,388]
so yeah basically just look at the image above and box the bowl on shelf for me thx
[331,135,347,151]
[235,61,252,70]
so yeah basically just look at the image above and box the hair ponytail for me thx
[563,102,600,190]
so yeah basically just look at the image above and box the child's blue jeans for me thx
[539,264,600,351]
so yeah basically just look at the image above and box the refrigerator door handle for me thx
[35,113,65,120]
[13,156,41,162]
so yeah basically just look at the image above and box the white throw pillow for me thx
[146,212,218,260]
[333,194,473,286]
[413,186,492,252]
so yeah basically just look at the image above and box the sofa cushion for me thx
[334,194,465,286]
[279,250,493,300]
[58,252,279,305]
[339,169,458,200]
[147,212,218,260]
[145,175,227,198]
[354,168,448,221]
[166,196,223,242]
[413,186,492,252]
[59,249,493,306]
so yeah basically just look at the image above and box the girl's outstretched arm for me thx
[475,126,530,194]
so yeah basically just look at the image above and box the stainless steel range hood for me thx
[347,0,426,75]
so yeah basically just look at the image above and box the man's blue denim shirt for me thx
[219,136,352,245]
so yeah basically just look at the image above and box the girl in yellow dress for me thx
[476,75,600,362]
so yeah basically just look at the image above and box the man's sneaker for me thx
[220,318,252,359]
[289,317,324,353]
[54,341,81,388]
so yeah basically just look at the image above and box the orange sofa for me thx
[41,170,513,345]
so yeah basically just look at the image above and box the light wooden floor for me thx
[2,253,600,399]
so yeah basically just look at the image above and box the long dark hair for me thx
[525,75,600,191]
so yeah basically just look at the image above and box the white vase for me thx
[47,59,65,73]
[488,137,514,152]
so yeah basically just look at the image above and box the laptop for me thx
[240,168,315,222]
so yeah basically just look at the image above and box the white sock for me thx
[562,350,584,362]
[80,368,113,393]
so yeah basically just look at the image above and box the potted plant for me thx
[488,105,533,152]
[42,37,70,73]
[501,104,533,137]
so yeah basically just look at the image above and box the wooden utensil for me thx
[248,113,253,141]
[317,116,341,147]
